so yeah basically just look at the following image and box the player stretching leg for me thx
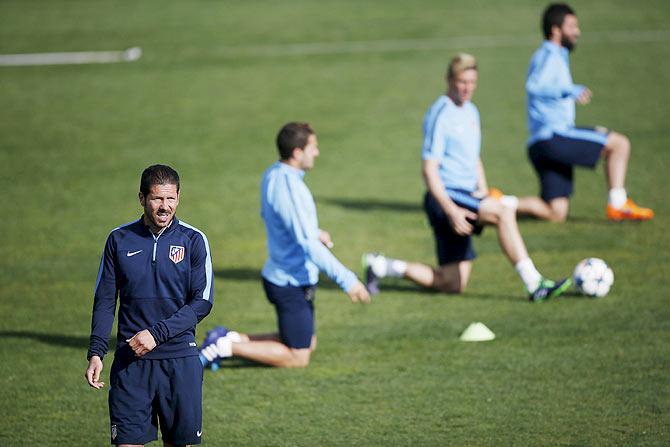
[364,54,570,302]
[200,122,369,369]
[511,3,653,222]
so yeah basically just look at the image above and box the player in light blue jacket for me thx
[364,54,570,302]
[514,3,653,222]
[200,122,370,369]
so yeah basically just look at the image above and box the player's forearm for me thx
[89,236,119,359]
[147,301,211,345]
[306,240,358,292]
[476,160,488,192]
[87,320,115,359]
[423,165,458,215]
[87,295,117,359]
[284,194,357,291]
[433,188,459,215]
[87,335,110,359]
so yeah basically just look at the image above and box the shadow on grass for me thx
[552,290,595,300]
[215,268,441,293]
[0,331,117,349]
[517,214,615,225]
[318,196,422,213]
[215,359,272,369]
[214,267,344,291]
[461,290,594,302]
[458,292,525,302]
[567,215,648,226]
[214,268,519,300]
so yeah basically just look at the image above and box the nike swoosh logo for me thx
[197,430,202,437]
[127,250,143,257]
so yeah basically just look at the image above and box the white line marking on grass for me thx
[0,47,142,67]
[217,29,670,58]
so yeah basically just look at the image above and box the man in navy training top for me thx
[363,54,570,302]
[85,164,214,447]
[199,122,370,369]
[508,3,653,222]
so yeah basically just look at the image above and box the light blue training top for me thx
[422,95,481,192]
[526,40,587,145]
[260,161,357,292]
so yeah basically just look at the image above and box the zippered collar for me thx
[139,215,180,238]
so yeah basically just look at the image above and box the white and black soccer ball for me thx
[573,258,614,298]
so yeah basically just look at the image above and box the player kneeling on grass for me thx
[200,122,370,369]
[364,54,570,302]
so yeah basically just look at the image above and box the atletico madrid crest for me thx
[169,245,185,264]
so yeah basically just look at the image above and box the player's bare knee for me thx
[546,198,569,222]
[283,348,311,368]
[489,199,504,216]
[292,357,310,368]
[492,204,515,228]
[290,353,311,368]
[435,276,464,294]
[620,135,631,156]
[608,132,630,156]
[549,210,568,222]
[480,198,502,224]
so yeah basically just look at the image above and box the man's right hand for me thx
[347,281,371,304]
[85,356,105,389]
[447,206,478,236]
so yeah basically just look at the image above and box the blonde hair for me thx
[446,53,477,80]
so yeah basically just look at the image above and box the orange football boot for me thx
[607,198,654,221]
[488,187,504,200]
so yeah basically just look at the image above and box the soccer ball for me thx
[573,258,614,298]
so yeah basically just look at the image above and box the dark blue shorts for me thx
[108,355,203,445]
[423,190,481,265]
[528,127,608,201]
[263,278,316,349]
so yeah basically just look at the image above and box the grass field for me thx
[1,0,669,445]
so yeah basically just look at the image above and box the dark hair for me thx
[542,3,575,39]
[276,122,314,160]
[140,164,180,196]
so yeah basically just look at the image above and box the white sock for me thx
[200,331,241,362]
[389,259,407,277]
[500,195,519,211]
[227,331,242,343]
[214,336,233,358]
[200,338,231,361]
[608,188,627,209]
[367,254,407,278]
[515,258,542,292]
[366,254,387,277]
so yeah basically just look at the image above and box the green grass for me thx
[1,0,669,445]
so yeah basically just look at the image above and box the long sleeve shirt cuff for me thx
[569,84,586,99]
